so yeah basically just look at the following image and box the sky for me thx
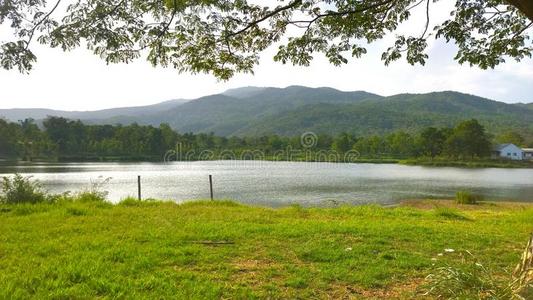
[0,1,532,110]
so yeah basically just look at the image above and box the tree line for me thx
[0,117,530,161]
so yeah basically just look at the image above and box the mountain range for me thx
[1,86,532,136]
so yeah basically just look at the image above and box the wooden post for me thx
[137,175,142,200]
[209,175,214,201]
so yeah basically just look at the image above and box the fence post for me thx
[138,175,142,200]
[209,175,213,201]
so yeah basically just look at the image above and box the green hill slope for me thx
[151,86,382,135]
[3,86,531,137]
[147,88,532,136]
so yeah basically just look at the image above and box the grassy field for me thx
[0,199,532,299]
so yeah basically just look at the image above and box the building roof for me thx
[522,148,533,152]
[494,143,518,151]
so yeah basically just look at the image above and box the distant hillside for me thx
[235,91,533,136]
[150,86,381,135]
[222,86,267,98]
[0,99,189,122]
[121,87,533,136]
[2,86,532,136]
[514,103,530,109]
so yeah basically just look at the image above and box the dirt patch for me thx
[230,260,427,299]
[400,199,533,211]
[321,278,427,299]
[231,259,281,286]
[233,259,272,271]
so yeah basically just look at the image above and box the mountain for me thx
[152,86,382,135]
[88,86,381,135]
[235,91,533,136]
[120,87,532,136]
[2,86,532,136]
[222,86,267,98]
[516,103,533,111]
[0,99,189,123]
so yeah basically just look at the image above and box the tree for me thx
[1,1,532,79]
[418,127,447,158]
[496,131,525,146]
[18,118,44,160]
[332,133,356,153]
[445,119,491,159]
[159,123,178,150]
[0,119,21,158]
[268,135,285,151]
[386,131,416,158]
[353,135,385,158]
[42,117,70,154]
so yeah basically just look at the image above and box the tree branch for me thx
[420,0,430,39]
[511,20,533,40]
[24,0,62,50]
[506,0,533,21]
[225,0,303,39]
[287,0,395,27]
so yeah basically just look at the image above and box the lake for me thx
[0,161,532,207]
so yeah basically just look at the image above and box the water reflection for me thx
[0,161,532,206]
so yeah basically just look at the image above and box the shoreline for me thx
[2,157,533,169]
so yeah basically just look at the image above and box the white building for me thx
[494,144,524,161]
[523,148,533,160]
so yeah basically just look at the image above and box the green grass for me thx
[0,200,532,299]
[401,158,533,168]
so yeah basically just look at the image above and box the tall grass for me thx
[456,190,484,205]
[73,176,111,203]
[423,235,533,299]
[512,235,533,298]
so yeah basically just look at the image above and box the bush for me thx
[456,190,484,205]
[0,174,48,204]
[0,175,112,205]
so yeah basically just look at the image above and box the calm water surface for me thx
[1,161,532,207]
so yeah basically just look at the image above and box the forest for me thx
[0,117,530,162]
